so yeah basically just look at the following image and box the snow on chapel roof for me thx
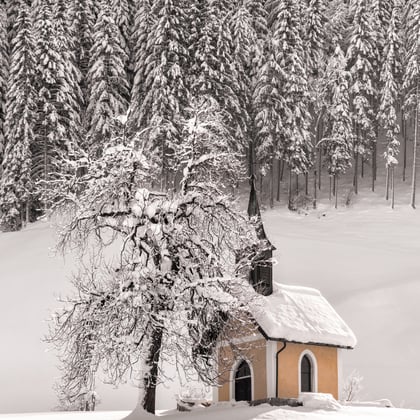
[250,283,357,349]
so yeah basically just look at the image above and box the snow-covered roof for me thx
[250,283,357,349]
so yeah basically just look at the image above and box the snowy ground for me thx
[1,402,420,420]
[1,168,420,413]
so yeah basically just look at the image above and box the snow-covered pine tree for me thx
[128,0,154,133]
[190,0,246,151]
[85,0,129,156]
[5,0,20,44]
[53,0,84,134]
[136,0,190,189]
[231,0,268,181]
[321,44,354,208]
[264,0,312,209]
[302,0,330,195]
[111,0,133,83]
[68,0,96,101]
[47,109,261,415]
[0,3,8,164]
[32,0,80,190]
[346,0,377,194]
[402,0,420,208]
[0,2,37,230]
[304,0,328,77]
[378,0,401,207]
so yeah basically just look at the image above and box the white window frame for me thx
[298,349,318,393]
[229,358,255,401]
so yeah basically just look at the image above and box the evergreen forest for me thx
[0,0,419,231]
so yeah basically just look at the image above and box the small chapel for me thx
[215,180,357,404]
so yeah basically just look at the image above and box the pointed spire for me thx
[247,175,275,250]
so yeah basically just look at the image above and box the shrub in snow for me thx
[342,369,364,402]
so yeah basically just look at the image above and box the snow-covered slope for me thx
[1,402,420,420]
[1,176,420,413]
[264,201,420,409]
[0,222,138,414]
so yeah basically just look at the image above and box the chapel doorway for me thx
[234,360,252,401]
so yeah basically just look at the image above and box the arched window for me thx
[234,360,252,401]
[301,355,312,392]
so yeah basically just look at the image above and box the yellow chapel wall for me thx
[218,338,268,402]
[277,342,339,400]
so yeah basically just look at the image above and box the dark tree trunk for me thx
[411,94,418,209]
[335,175,338,209]
[270,157,275,208]
[313,170,317,209]
[305,173,309,195]
[329,176,332,201]
[354,152,359,194]
[372,139,377,191]
[385,166,390,201]
[402,114,407,182]
[288,169,293,210]
[276,159,282,201]
[141,328,163,414]
[391,167,395,209]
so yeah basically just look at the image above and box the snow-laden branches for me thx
[46,110,263,414]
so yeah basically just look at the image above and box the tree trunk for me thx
[402,114,407,182]
[385,166,390,201]
[317,116,323,190]
[141,328,163,414]
[372,139,377,191]
[354,152,359,194]
[313,170,317,209]
[276,159,281,201]
[391,166,395,209]
[305,173,309,195]
[288,169,293,210]
[335,175,338,209]
[329,176,332,201]
[411,93,418,209]
[318,146,322,190]
[295,174,299,196]
[270,158,274,208]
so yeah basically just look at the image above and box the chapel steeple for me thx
[248,176,275,296]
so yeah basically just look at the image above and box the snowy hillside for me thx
[264,197,420,409]
[2,176,420,413]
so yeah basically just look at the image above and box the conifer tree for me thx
[260,0,312,208]
[304,0,328,76]
[136,0,190,188]
[403,0,420,208]
[347,0,376,194]
[32,0,80,187]
[379,0,401,207]
[54,0,84,120]
[322,44,353,207]
[68,0,95,101]
[128,0,154,133]
[0,4,8,164]
[0,3,37,230]
[85,0,129,155]
[231,0,268,180]
[111,0,132,75]
[191,0,245,149]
